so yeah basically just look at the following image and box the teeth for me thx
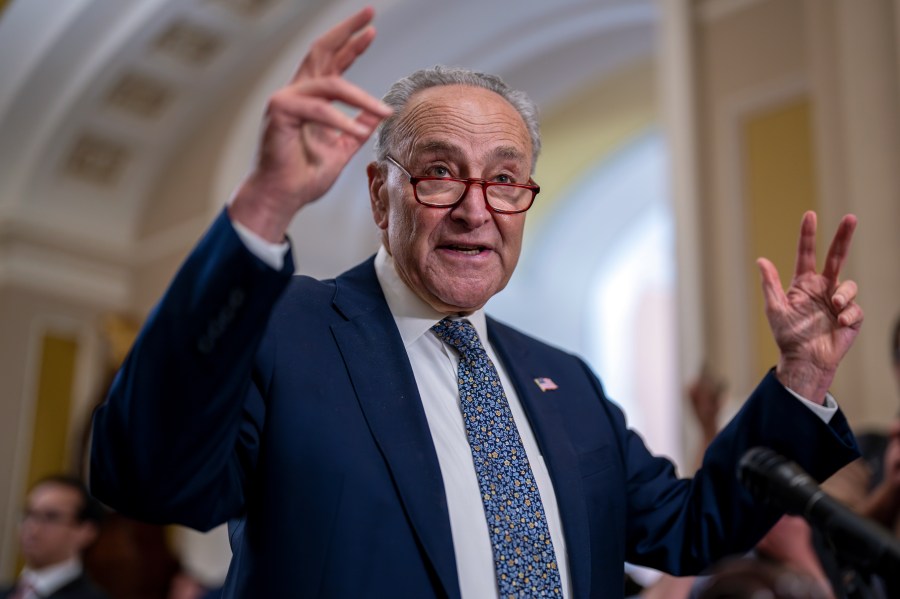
[449,245,481,254]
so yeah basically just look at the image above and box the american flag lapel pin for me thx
[533,377,558,392]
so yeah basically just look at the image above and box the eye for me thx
[493,173,516,184]
[426,165,452,178]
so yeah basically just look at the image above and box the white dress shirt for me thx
[373,247,572,599]
[18,557,83,598]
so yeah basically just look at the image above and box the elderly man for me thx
[90,7,864,598]
[1,476,108,599]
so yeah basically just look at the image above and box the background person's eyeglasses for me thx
[386,155,539,214]
[21,508,80,526]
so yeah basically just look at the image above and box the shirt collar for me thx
[373,246,489,347]
[22,557,82,596]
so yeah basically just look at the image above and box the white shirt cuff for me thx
[231,219,290,271]
[785,387,838,423]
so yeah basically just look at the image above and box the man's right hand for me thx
[228,6,393,243]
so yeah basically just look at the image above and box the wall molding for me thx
[0,241,131,310]
[718,74,809,394]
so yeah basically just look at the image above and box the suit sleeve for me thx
[614,369,860,574]
[89,210,293,529]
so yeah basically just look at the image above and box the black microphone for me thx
[738,446,900,578]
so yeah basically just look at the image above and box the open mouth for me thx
[443,244,487,255]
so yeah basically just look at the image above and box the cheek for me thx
[389,205,437,256]
[387,205,415,250]
[497,217,525,263]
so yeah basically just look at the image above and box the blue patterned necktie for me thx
[431,318,562,598]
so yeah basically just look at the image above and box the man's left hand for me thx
[757,211,863,404]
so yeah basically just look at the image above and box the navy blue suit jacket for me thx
[90,211,859,598]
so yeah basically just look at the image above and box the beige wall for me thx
[693,0,900,426]
[536,61,657,213]
[0,287,109,570]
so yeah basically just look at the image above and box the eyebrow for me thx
[412,141,527,163]
[413,140,461,159]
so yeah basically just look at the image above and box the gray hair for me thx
[373,66,541,171]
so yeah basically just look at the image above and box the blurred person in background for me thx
[851,315,900,532]
[1,476,109,599]
[821,314,900,597]
[824,315,900,513]
[696,557,830,599]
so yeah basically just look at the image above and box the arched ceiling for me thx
[0,0,333,248]
[0,0,657,307]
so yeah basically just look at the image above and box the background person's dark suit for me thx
[0,573,108,599]
[89,212,860,598]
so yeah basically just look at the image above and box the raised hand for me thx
[688,365,726,442]
[757,211,863,404]
[229,7,393,242]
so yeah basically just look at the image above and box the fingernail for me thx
[833,294,845,309]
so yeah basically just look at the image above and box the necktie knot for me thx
[431,318,483,358]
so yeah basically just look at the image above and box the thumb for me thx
[757,257,785,312]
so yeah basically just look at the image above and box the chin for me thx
[421,271,507,314]
[431,290,493,314]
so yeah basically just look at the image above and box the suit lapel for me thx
[330,259,461,599]
[488,320,593,599]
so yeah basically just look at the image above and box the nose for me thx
[449,182,491,228]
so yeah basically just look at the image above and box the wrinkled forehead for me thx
[392,85,533,168]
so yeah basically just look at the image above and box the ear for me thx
[367,161,389,230]
[74,521,99,552]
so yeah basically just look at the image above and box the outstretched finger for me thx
[285,76,391,120]
[821,214,858,284]
[333,25,377,74]
[316,5,374,53]
[793,211,818,278]
[355,109,385,133]
[293,6,375,80]
[269,92,371,139]
[757,257,786,313]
